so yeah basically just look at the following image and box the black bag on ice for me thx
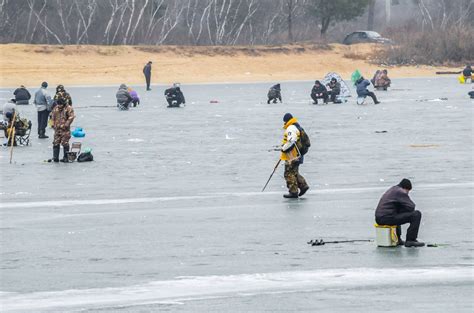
[77,152,93,162]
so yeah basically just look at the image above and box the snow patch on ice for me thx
[0,266,470,312]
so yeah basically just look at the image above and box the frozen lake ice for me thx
[0,78,473,312]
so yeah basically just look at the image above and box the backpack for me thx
[77,152,93,162]
[295,124,311,156]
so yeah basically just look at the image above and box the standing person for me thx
[143,61,152,91]
[356,77,380,104]
[13,85,31,105]
[54,85,73,106]
[310,80,328,104]
[280,113,309,199]
[51,98,75,163]
[267,83,282,104]
[34,82,52,139]
[327,78,341,103]
[375,179,424,247]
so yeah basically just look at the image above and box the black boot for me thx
[52,145,60,162]
[283,192,299,199]
[299,186,309,197]
[405,240,425,247]
[39,130,49,139]
[61,145,69,162]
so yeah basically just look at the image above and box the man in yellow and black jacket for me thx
[281,113,309,199]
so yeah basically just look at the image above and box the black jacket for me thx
[311,84,327,96]
[463,66,472,77]
[375,186,415,218]
[328,81,341,94]
[165,87,185,104]
[14,87,31,101]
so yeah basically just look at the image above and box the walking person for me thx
[280,113,310,199]
[34,82,52,139]
[375,179,424,247]
[143,61,152,91]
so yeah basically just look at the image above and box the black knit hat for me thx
[41,81,48,88]
[398,178,412,190]
[283,113,293,123]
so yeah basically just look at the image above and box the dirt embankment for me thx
[0,43,459,87]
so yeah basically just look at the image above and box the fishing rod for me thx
[261,159,281,192]
[307,239,373,246]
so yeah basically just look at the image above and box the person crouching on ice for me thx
[267,83,282,104]
[51,98,75,163]
[280,113,309,199]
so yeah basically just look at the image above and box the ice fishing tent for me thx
[322,72,351,97]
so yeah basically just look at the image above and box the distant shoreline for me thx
[0,43,460,88]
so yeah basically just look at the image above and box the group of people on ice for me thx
[2,82,76,162]
[267,69,391,105]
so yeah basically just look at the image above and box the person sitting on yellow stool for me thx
[375,179,424,247]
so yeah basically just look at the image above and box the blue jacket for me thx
[356,79,371,97]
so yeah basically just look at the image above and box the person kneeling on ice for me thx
[280,113,310,199]
[327,78,341,103]
[116,84,133,110]
[267,84,282,104]
[51,98,75,163]
[356,77,380,104]
[375,179,424,247]
[310,80,328,104]
[128,87,140,107]
[164,83,185,107]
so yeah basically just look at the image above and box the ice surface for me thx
[0,78,473,312]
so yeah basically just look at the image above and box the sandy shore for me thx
[0,43,459,88]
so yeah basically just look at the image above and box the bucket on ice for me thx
[374,224,398,247]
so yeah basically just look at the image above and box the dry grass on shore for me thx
[0,43,460,88]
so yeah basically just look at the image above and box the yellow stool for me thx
[374,224,398,247]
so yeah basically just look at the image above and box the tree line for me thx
[0,0,370,45]
[0,0,472,46]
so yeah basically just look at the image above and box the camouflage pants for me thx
[284,161,308,194]
[53,128,71,146]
